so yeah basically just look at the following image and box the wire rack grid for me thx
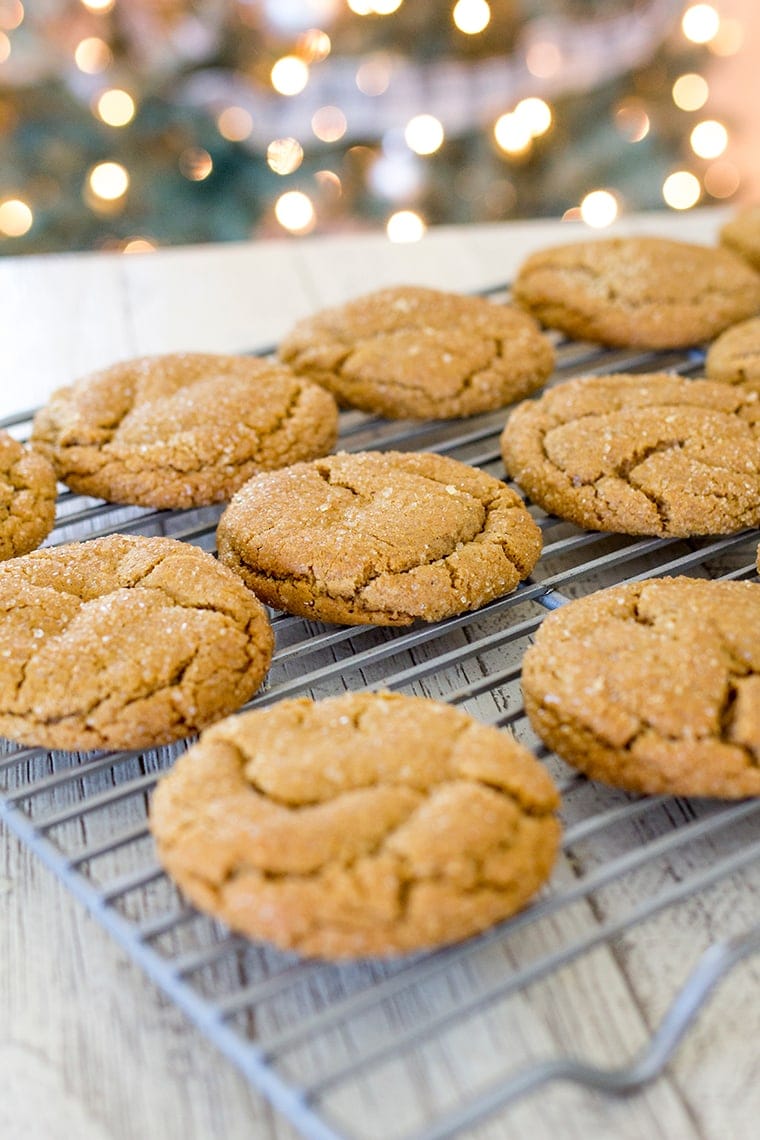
[1,318,760,1140]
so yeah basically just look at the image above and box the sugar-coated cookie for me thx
[0,534,274,751]
[522,577,760,798]
[31,352,339,509]
[278,285,555,419]
[512,235,760,348]
[150,691,561,958]
[500,372,760,536]
[720,205,760,272]
[0,430,57,560]
[217,450,543,626]
[705,316,760,386]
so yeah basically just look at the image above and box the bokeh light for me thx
[614,98,650,142]
[681,4,720,45]
[580,189,618,228]
[386,209,426,242]
[95,89,136,128]
[662,170,701,209]
[672,73,709,111]
[404,114,444,155]
[311,106,348,143]
[515,97,552,138]
[690,119,728,159]
[0,2,24,31]
[275,190,316,233]
[452,0,490,35]
[74,36,112,74]
[217,106,253,141]
[703,159,740,199]
[355,53,392,95]
[267,137,304,175]
[271,56,310,96]
[88,161,129,201]
[81,0,115,12]
[179,148,213,181]
[493,112,532,155]
[0,197,32,236]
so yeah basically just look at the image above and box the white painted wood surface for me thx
[2,208,759,1140]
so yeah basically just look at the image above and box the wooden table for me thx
[1,209,759,1140]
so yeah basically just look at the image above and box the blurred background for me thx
[0,0,757,254]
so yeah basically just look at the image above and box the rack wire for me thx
[1,318,759,1140]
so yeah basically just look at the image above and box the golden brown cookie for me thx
[31,352,339,509]
[150,691,561,959]
[522,577,760,798]
[277,285,555,419]
[705,316,760,386]
[512,235,760,348]
[500,372,760,537]
[720,205,760,271]
[0,534,274,751]
[216,450,543,626]
[0,430,57,561]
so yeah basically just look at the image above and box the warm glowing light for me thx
[404,114,444,155]
[704,160,740,199]
[662,170,701,210]
[672,73,709,111]
[515,97,552,137]
[614,98,650,142]
[88,161,129,201]
[315,169,342,197]
[0,1,24,30]
[562,207,583,223]
[179,147,213,181]
[122,238,156,254]
[709,17,743,56]
[0,197,32,237]
[74,36,111,74]
[297,28,331,62]
[681,4,720,44]
[81,0,115,12]
[356,54,392,96]
[493,112,532,155]
[271,56,310,96]
[525,40,561,78]
[275,190,316,233]
[387,210,426,243]
[452,0,490,35]
[217,106,253,141]
[372,0,403,13]
[95,89,136,127]
[311,105,347,143]
[580,190,619,228]
[267,137,304,175]
[347,0,372,12]
[0,31,9,62]
[690,119,728,159]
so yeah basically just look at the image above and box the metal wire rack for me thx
[1,318,759,1140]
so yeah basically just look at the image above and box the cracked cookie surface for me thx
[0,534,274,751]
[522,577,760,798]
[216,450,543,626]
[706,316,760,387]
[500,372,760,537]
[720,205,760,272]
[31,352,339,509]
[277,285,555,419]
[0,431,57,560]
[512,235,760,348]
[150,691,561,958]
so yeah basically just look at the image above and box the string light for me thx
[74,37,112,74]
[709,17,743,56]
[704,160,740,199]
[271,56,310,96]
[216,106,253,141]
[95,89,136,128]
[88,161,129,202]
[372,0,404,14]
[311,106,347,143]
[681,4,720,45]
[267,138,304,175]
[614,98,650,142]
[0,2,23,30]
[347,0,373,13]
[296,29,331,62]
[672,73,709,111]
[355,54,393,96]
[80,0,115,12]
[404,114,444,155]
[0,197,32,236]
[122,238,156,254]
[580,190,618,228]
[179,148,213,181]
[525,41,561,78]
[315,170,342,197]
[662,170,700,210]
[275,190,316,233]
[493,112,532,156]
[386,209,426,242]
[690,119,728,159]
[452,0,490,36]
[514,97,552,138]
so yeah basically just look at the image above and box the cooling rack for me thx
[1,325,759,1140]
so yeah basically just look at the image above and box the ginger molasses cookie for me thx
[277,285,555,419]
[150,691,561,959]
[720,204,760,272]
[0,534,273,751]
[512,235,760,348]
[522,577,760,798]
[31,352,339,509]
[217,450,542,626]
[705,316,760,387]
[500,372,760,537]
[0,430,57,560]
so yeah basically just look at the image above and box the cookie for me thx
[0,534,274,751]
[500,372,760,536]
[277,285,555,419]
[150,691,561,958]
[522,577,760,798]
[216,450,543,626]
[31,352,339,509]
[720,204,760,272]
[512,235,760,348]
[0,430,57,561]
[705,316,760,386]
